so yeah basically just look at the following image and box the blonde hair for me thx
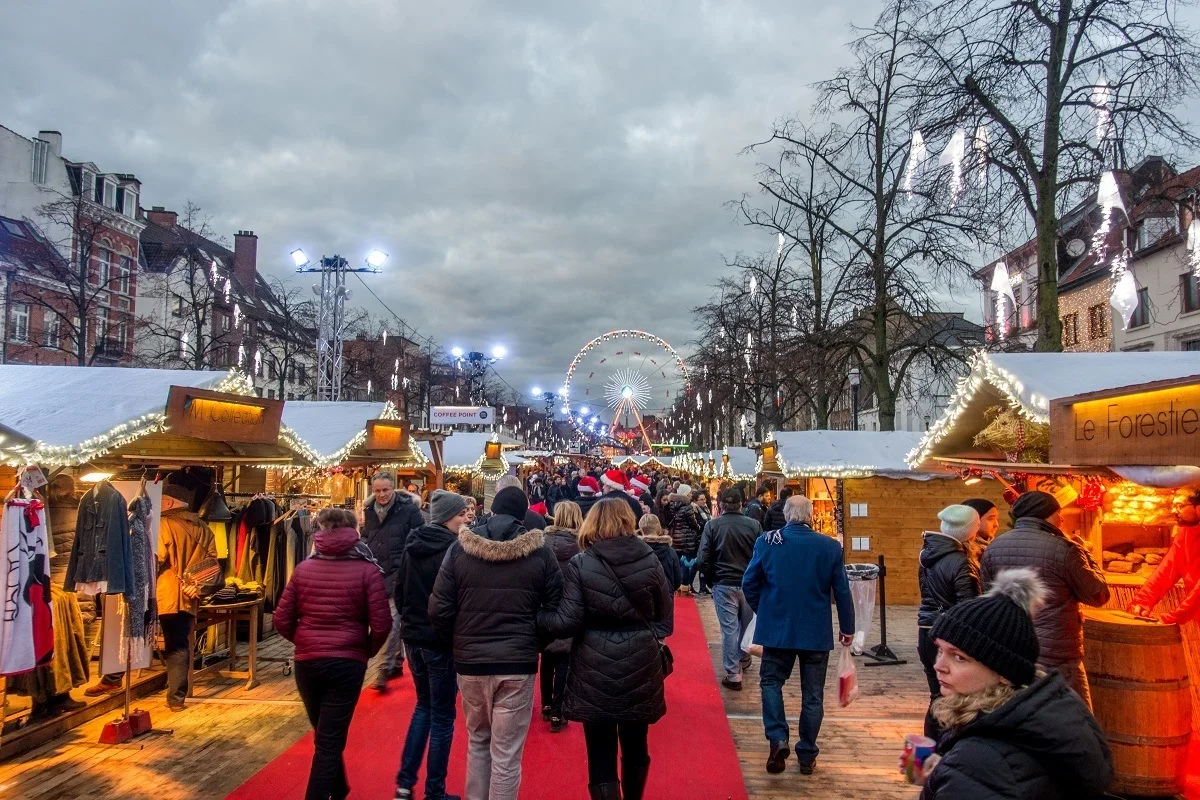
[931,682,1018,729]
[317,507,358,530]
[577,497,636,548]
[638,514,663,537]
[552,500,583,530]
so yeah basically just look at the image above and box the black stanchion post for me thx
[864,554,906,667]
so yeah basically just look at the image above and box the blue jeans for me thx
[712,585,753,680]
[397,646,458,799]
[759,647,829,764]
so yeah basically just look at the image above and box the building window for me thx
[222,314,231,332]
[81,170,94,201]
[43,315,60,349]
[1138,216,1179,250]
[1088,303,1109,340]
[112,321,127,354]
[1130,287,1152,328]
[103,181,115,209]
[124,190,138,218]
[93,175,104,204]
[95,248,111,287]
[31,139,49,184]
[1184,339,1200,352]
[1061,312,1080,347]
[269,358,277,380]
[174,294,186,316]
[114,256,132,295]
[1183,273,1200,313]
[298,364,307,383]
[10,303,29,342]
[266,388,276,399]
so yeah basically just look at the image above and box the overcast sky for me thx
[5,0,952,397]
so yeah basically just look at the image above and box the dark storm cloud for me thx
[0,0,861,395]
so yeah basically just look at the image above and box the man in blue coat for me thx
[742,494,854,776]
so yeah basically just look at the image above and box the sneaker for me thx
[166,700,186,712]
[721,677,743,691]
[550,716,568,733]
[393,788,413,800]
[541,705,552,721]
[798,759,816,775]
[766,741,789,774]
[84,682,123,697]
[372,677,389,693]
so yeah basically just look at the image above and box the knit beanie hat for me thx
[577,476,600,495]
[491,486,529,520]
[930,568,1044,687]
[496,474,523,493]
[676,484,693,498]
[961,498,997,518]
[938,504,980,541]
[1011,490,1060,520]
[430,490,468,525]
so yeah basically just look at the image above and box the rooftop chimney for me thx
[147,206,178,228]
[37,131,62,158]
[234,230,258,297]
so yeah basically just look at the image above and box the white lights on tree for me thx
[233,302,241,327]
[1188,218,1200,277]
[777,232,785,257]
[1093,83,1113,145]
[224,278,231,303]
[1091,171,1126,264]
[749,275,758,299]
[1110,254,1139,330]
[367,379,372,395]
[938,127,967,204]
[973,127,989,185]
[990,261,1016,340]
[237,344,245,366]
[382,329,388,345]
[254,349,262,376]
[210,261,219,284]
[904,130,927,195]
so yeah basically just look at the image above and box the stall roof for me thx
[724,446,758,480]
[279,400,430,469]
[767,430,927,478]
[441,432,506,471]
[0,365,248,465]
[908,351,1200,467]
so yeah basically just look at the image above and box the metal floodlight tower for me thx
[293,248,386,400]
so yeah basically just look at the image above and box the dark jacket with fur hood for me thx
[642,533,682,636]
[543,526,582,655]
[539,535,673,724]
[663,494,702,557]
[428,514,563,675]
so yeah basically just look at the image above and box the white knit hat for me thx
[676,484,693,497]
[938,504,981,541]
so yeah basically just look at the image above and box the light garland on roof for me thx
[280,401,428,469]
[2,369,257,467]
[905,351,1047,468]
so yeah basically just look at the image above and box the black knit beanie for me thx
[1010,490,1060,521]
[961,498,996,518]
[491,486,529,520]
[930,568,1043,687]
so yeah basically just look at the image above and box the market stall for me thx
[758,429,1006,605]
[0,365,295,759]
[270,400,436,508]
[908,350,1200,796]
[424,432,525,508]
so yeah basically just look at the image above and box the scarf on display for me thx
[1,497,54,675]
[124,495,157,645]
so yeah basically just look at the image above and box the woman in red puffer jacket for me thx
[274,507,393,800]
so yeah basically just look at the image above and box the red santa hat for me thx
[577,476,600,495]
[629,475,650,492]
[602,469,629,492]
[628,486,644,499]
[530,501,549,517]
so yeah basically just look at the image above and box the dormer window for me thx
[81,170,95,201]
[1138,215,1179,250]
[103,181,115,209]
[125,190,138,218]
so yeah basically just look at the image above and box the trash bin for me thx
[845,563,879,655]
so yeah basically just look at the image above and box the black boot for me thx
[622,757,650,800]
[588,781,622,800]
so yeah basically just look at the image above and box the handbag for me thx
[181,556,224,600]
[594,553,674,678]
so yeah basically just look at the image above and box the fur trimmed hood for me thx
[459,527,546,563]
[641,534,674,546]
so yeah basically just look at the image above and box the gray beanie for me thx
[430,490,468,525]
[938,504,981,541]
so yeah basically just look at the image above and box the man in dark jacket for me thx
[663,485,702,589]
[916,504,981,739]
[744,485,771,526]
[361,472,424,689]
[428,487,562,800]
[395,491,471,800]
[980,490,1109,707]
[599,469,644,523]
[743,495,853,776]
[762,486,792,532]
[574,475,602,518]
[698,489,763,690]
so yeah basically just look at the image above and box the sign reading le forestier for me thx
[165,386,284,444]
[1050,379,1200,466]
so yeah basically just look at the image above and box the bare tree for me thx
[14,190,130,365]
[255,276,316,399]
[905,0,1200,350]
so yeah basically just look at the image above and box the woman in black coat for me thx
[662,486,702,592]
[540,500,582,732]
[539,498,673,800]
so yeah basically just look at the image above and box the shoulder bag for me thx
[594,553,674,678]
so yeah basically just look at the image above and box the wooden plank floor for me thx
[695,598,926,799]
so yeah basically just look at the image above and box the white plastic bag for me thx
[740,614,763,657]
[837,645,859,707]
[849,576,877,655]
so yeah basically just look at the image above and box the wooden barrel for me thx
[1083,609,1192,796]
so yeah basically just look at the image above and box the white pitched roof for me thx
[769,430,926,478]
[281,401,390,462]
[723,446,758,478]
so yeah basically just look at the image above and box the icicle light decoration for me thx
[749,275,758,299]
[973,127,989,185]
[905,131,927,196]
[224,277,231,303]
[1091,171,1125,264]
[233,302,241,327]
[1110,252,1139,330]
[237,343,245,366]
[1093,83,1112,145]
[777,232,785,257]
[939,127,967,204]
[253,349,262,376]
[382,329,388,345]
[1188,217,1200,278]
[990,261,1016,341]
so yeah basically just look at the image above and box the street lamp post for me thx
[849,367,861,431]
[451,345,505,405]
[292,248,387,401]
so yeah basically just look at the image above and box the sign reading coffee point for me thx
[365,419,409,452]
[1050,379,1200,466]
[165,386,284,444]
[430,406,495,425]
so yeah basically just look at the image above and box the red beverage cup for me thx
[902,734,937,783]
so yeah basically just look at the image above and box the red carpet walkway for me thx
[227,595,748,799]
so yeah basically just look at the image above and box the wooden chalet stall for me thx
[269,401,436,509]
[425,432,526,509]
[758,430,1006,605]
[909,351,1200,796]
[0,365,294,759]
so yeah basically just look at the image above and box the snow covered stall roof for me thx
[764,430,927,479]
[280,400,429,469]
[907,351,1200,468]
[0,365,249,466]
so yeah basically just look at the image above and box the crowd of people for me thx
[268,462,1173,800]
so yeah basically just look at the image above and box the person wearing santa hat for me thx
[575,476,603,518]
[598,468,644,524]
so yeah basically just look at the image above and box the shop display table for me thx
[188,597,264,695]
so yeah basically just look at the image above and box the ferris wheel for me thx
[562,330,689,452]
